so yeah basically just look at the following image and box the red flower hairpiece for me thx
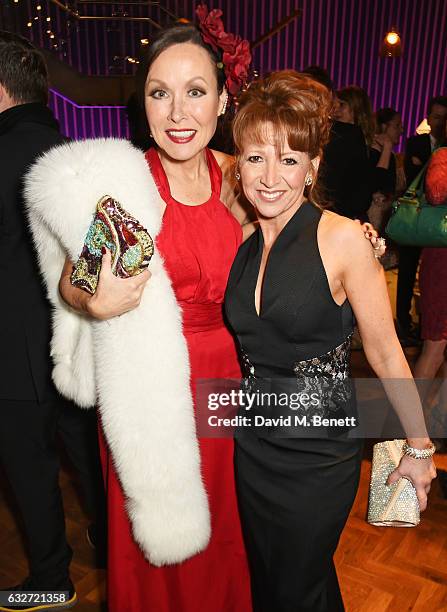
[196,3,252,97]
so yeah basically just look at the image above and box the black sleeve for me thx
[404,136,424,185]
[319,124,372,220]
[349,128,373,219]
[369,148,396,195]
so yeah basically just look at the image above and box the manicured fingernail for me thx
[101,246,106,255]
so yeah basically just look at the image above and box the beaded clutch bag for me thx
[71,195,154,294]
[367,439,420,527]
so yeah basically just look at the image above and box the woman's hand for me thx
[387,454,437,511]
[373,133,393,151]
[354,220,387,257]
[87,249,151,320]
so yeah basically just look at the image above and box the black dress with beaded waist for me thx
[224,201,363,612]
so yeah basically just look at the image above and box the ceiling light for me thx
[385,32,399,45]
[381,27,402,57]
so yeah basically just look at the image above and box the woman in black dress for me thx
[224,71,436,612]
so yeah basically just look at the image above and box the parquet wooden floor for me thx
[1,450,446,611]
[1,381,446,611]
[1,269,446,611]
[336,457,447,612]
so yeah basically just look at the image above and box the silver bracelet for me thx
[402,441,436,459]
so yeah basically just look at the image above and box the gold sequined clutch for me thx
[367,439,420,527]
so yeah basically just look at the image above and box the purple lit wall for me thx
[3,0,446,141]
[204,0,447,140]
[48,90,129,140]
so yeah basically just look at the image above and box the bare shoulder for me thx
[319,210,367,247]
[319,209,378,272]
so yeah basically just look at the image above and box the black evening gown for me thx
[225,202,363,612]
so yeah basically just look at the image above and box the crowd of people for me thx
[310,73,447,456]
[0,6,445,612]
[310,73,447,348]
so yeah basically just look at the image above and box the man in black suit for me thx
[396,96,447,341]
[405,96,447,183]
[0,32,105,610]
[303,66,372,220]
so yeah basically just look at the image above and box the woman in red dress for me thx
[101,144,252,611]
[100,151,250,612]
[60,19,252,612]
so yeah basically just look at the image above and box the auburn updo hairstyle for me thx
[232,70,332,206]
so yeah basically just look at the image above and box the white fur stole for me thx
[24,138,210,566]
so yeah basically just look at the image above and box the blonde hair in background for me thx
[336,85,375,147]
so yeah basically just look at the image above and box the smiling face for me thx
[239,125,317,222]
[144,42,227,161]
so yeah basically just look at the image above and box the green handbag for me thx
[385,152,447,247]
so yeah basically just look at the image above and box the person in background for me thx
[397,96,447,344]
[414,147,447,453]
[368,107,406,256]
[303,67,372,220]
[0,31,105,611]
[331,87,398,350]
[334,93,405,205]
[334,85,375,148]
[405,95,447,183]
[370,108,404,199]
[334,88,392,234]
[333,91,402,272]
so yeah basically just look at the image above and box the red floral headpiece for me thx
[195,3,252,97]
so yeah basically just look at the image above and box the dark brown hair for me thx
[428,95,447,115]
[232,70,332,205]
[136,22,226,108]
[0,30,48,104]
[375,107,400,133]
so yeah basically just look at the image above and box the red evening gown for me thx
[419,247,447,341]
[99,147,252,612]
